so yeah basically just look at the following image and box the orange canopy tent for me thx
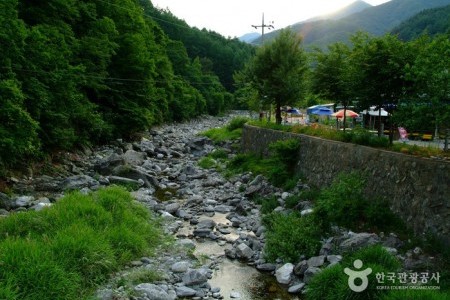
[331,109,359,118]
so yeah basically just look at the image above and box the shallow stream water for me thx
[183,213,301,300]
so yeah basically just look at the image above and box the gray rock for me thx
[300,208,313,216]
[339,233,380,252]
[13,195,34,208]
[134,283,172,300]
[244,185,262,197]
[62,175,99,191]
[171,261,191,273]
[256,263,277,272]
[236,243,254,260]
[107,176,140,187]
[94,153,124,175]
[165,203,180,214]
[276,263,294,284]
[0,193,12,210]
[197,219,216,229]
[288,283,305,293]
[175,239,196,250]
[294,260,308,276]
[303,267,321,284]
[182,269,208,286]
[327,255,342,264]
[175,286,197,297]
[123,150,146,166]
[30,202,52,211]
[307,255,326,267]
[193,228,211,238]
[214,205,232,213]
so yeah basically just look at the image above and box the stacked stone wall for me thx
[242,125,450,244]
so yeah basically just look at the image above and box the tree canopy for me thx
[0,0,254,171]
[237,29,308,124]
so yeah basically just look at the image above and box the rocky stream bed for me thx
[0,113,439,300]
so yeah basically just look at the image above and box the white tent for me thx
[361,106,389,117]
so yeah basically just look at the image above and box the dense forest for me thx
[1,0,449,173]
[391,5,450,40]
[0,0,254,171]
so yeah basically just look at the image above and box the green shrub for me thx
[0,238,81,300]
[269,139,300,171]
[208,148,229,159]
[201,127,242,142]
[0,186,163,300]
[314,172,367,231]
[256,195,279,214]
[307,246,401,300]
[50,222,117,286]
[382,290,449,300]
[263,213,322,262]
[226,116,249,131]
[313,172,406,233]
[198,157,216,169]
[285,189,321,209]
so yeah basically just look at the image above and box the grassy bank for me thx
[0,186,164,300]
[248,120,449,159]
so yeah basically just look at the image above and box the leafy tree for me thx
[239,29,308,124]
[311,42,353,130]
[405,34,450,150]
[349,33,415,137]
[0,80,40,167]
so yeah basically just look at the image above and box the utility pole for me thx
[252,13,274,45]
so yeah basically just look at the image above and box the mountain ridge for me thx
[252,0,450,48]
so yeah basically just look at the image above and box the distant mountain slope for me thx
[256,0,450,49]
[302,0,372,23]
[391,4,450,40]
[238,32,261,43]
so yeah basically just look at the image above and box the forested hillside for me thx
[257,0,450,48]
[391,5,450,40]
[0,0,254,171]
[145,4,255,92]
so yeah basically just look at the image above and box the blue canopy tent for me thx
[309,106,333,116]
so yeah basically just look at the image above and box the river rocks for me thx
[288,282,305,293]
[182,268,209,286]
[3,112,422,300]
[307,255,326,268]
[61,175,99,191]
[175,286,197,297]
[123,150,146,166]
[0,193,12,210]
[339,232,381,252]
[12,195,34,209]
[134,283,174,300]
[275,263,294,284]
[235,243,254,260]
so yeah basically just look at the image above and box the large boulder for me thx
[275,263,294,284]
[339,233,380,252]
[134,283,173,300]
[61,175,99,191]
[182,269,209,286]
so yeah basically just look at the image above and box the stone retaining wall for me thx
[242,125,450,244]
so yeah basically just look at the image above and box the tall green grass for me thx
[0,186,164,300]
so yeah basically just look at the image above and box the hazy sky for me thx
[151,0,392,38]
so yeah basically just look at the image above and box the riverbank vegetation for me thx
[0,0,254,174]
[248,120,449,159]
[0,186,165,300]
